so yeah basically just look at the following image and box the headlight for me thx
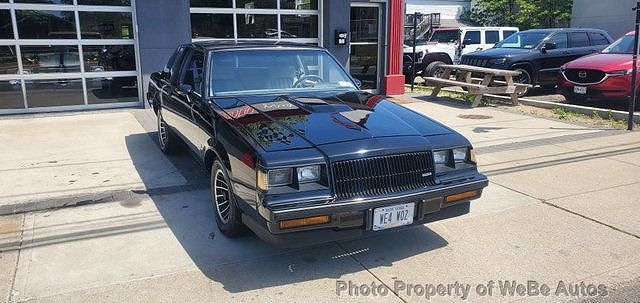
[268,168,293,187]
[297,165,320,183]
[434,147,476,173]
[608,69,633,76]
[453,148,468,163]
[433,150,450,165]
[489,58,508,65]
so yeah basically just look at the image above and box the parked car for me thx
[147,41,488,247]
[461,28,614,96]
[403,26,519,81]
[558,31,639,108]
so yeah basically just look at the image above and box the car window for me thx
[570,32,590,48]
[170,47,188,82]
[164,46,184,75]
[589,33,610,46]
[503,30,517,40]
[548,33,568,49]
[485,31,500,44]
[179,50,205,95]
[463,31,481,44]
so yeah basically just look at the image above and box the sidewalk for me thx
[0,110,207,215]
[1,96,639,302]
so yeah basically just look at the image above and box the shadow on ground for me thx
[125,132,454,293]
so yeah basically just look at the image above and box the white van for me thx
[403,26,519,81]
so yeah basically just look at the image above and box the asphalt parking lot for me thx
[1,97,639,302]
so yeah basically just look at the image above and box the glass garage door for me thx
[0,0,141,114]
[190,0,320,45]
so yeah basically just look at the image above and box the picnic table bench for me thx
[424,64,531,107]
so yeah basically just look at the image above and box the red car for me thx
[559,31,639,108]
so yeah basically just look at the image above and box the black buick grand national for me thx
[147,41,488,247]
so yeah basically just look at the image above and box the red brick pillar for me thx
[384,0,405,95]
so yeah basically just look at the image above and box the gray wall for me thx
[571,0,635,40]
[322,0,351,66]
[135,0,191,103]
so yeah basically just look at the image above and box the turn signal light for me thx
[446,191,478,203]
[279,215,331,230]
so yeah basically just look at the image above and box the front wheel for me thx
[211,160,246,238]
[514,68,532,97]
[424,61,446,78]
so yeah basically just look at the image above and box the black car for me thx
[147,41,488,247]
[461,28,613,96]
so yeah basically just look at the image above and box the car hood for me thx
[214,91,453,152]
[404,43,455,54]
[564,53,633,72]
[463,47,532,58]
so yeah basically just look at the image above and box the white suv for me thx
[403,26,519,81]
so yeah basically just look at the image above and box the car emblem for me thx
[578,71,588,78]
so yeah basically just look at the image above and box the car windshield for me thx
[429,30,460,43]
[210,49,357,96]
[602,35,634,54]
[495,32,549,49]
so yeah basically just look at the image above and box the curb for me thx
[405,86,640,124]
[0,182,209,216]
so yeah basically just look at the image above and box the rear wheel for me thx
[211,160,246,238]
[514,68,532,97]
[157,109,181,154]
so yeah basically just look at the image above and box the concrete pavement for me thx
[1,96,639,302]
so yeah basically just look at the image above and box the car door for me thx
[568,31,594,62]
[166,47,200,149]
[535,32,570,84]
[461,30,482,55]
[160,46,188,134]
[188,50,215,156]
[485,30,500,48]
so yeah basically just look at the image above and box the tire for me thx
[157,109,181,154]
[513,68,532,97]
[211,160,246,238]
[541,84,557,90]
[425,61,446,78]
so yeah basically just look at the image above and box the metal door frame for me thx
[349,2,384,93]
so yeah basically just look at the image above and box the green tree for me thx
[463,0,573,30]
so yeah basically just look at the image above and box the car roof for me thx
[520,28,608,34]
[190,40,321,51]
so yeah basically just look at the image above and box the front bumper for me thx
[242,173,488,248]
[558,73,632,100]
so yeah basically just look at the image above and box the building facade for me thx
[0,0,405,115]
[571,0,634,40]
[405,0,469,26]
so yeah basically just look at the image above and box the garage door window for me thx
[190,0,321,45]
[0,1,141,113]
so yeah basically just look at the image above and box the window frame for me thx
[177,47,205,96]
[190,0,322,46]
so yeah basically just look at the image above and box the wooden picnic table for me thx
[425,64,530,107]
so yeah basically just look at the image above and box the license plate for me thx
[372,203,415,231]
[574,86,587,94]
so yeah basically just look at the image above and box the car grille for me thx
[564,69,607,84]
[461,57,489,67]
[331,152,435,200]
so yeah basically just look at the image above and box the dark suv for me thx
[460,28,613,96]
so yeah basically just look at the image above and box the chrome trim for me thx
[561,70,609,86]
[271,178,488,215]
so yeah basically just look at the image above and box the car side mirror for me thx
[541,42,557,53]
[178,84,193,95]
[353,78,362,89]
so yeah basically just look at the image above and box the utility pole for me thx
[628,2,640,130]
[411,12,419,92]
